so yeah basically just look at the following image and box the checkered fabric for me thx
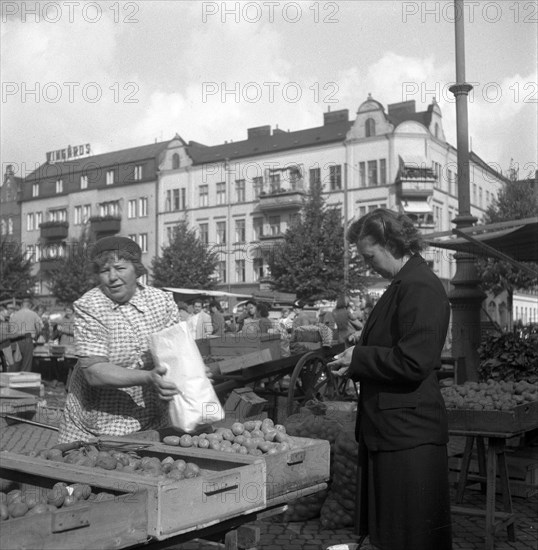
[58,283,180,443]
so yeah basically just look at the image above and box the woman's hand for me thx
[327,346,355,370]
[150,365,181,401]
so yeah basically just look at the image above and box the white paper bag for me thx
[149,321,224,432]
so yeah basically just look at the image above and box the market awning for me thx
[402,200,432,214]
[163,288,252,302]
[426,218,538,274]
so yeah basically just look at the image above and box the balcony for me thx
[258,190,305,212]
[90,215,121,237]
[39,258,63,273]
[258,233,285,251]
[40,221,68,240]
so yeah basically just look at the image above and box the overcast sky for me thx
[1,1,536,180]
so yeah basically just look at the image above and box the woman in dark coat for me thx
[329,208,452,550]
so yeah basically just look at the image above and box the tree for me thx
[152,220,219,289]
[0,236,36,301]
[476,177,538,324]
[267,179,363,302]
[47,228,96,304]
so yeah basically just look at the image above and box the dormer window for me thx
[172,153,180,169]
[106,170,114,185]
[56,179,63,193]
[365,118,376,137]
[32,183,39,197]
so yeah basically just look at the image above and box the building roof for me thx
[26,140,171,181]
[186,121,353,165]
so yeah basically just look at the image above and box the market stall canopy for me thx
[163,287,252,302]
[425,218,538,271]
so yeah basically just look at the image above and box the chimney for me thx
[247,125,271,139]
[323,109,349,125]
[388,100,416,118]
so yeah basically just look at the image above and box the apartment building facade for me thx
[16,96,507,301]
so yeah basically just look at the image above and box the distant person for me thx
[187,299,213,340]
[175,301,191,323]
[57,305,75,346]
[257,302,273,334]
[292,300,312,328]
[236,300,257,332]
[209,299,226,336]
[8,298,43,372]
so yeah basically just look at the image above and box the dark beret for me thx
[90,236,141,261]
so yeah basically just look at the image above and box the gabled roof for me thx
[25,141,171,180]
[388,109,432,129]
[186,121,352,165]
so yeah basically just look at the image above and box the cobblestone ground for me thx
[0,417,536,550]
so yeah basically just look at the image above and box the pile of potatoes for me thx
[29,446,202,481]
[161,418,292,456]
[441,379,538,410]
[0,482,114,521]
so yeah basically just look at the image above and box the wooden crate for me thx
[0,452,148,550]
[148,435,331,501]
[447,401,538,434]
[216,348,273,374]
[209,333,281,360]
[1,446,267,541]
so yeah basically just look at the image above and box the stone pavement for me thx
[0,413,536,550]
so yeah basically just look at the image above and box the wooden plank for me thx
[216,349,273,374]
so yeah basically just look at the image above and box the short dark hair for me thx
[257,302,269,318]
[208,299,222,312]
[92,250,148,278]
[347,208,423,257]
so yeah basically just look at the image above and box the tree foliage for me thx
[267,180,364,302]
[476,178,538,297]
[47,229,96,305]
[0,237,36,301]
[151,220,219,289]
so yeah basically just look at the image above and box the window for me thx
[359,162,366,187]
[478,187,483,208]
[448,170,454,195]
[166,226,174,244]
[75,206,82,225]
[199,223,209,245]
[26,244,35,262]
[368,204,377,212]
[235,259,246,283]
[55,179,63,193]
[365,118,376,137]
[134,165,143,181]
[253,176,263,198]
[35,243,41,261]
[235,179,246,202]
[254,258,264,281]
[0,219,6,235]
[359,206,366,217]
[309,168,321,187]
[139,274,148,285]
[106,170,114,185]
[128,199,137,219]
[82,205,91,223]
[32,183,39,197]
[434,123,439,139]
[433,162,442,187]
[139,197,148,217]
[379,159,387,185]
[216,221,226,245]
[99,201,119,217]
[269,173,280,193]
[173,189,180,210]
[329,165,342,190]
[216,182,226,205]
[49,209,67,222]
[80,174,88,189]
[7,217,13,235]
[199,184,209,207]
[253,218,263,240]
[217,261,226,283]
[138,233,148,253]
[289,168,301,190]
[172,153,180,170]
[367,161,378,186]
[235,219,246,243]
[27,213,35,231]
[128,233,137,242]
[472,184,477,204]
[269,215,281,236]
[165,191,171,212]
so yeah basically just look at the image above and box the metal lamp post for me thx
[448,0,485,381]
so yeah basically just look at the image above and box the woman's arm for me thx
[81,358,179,400]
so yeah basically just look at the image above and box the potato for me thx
[162,435,180,446]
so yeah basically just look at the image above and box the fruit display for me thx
[441,379,538,410]
[161,418,293,456]
[0,483,115,521]
[27,446,202,481]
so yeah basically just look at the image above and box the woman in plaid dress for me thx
[58,237,180,443]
